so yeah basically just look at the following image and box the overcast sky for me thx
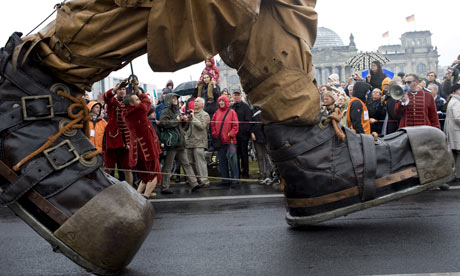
[1,1,458,90]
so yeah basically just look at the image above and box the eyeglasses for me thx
[405,80,413,84]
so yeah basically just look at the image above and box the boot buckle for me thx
[21,95,54,121]
[43,140,80,170]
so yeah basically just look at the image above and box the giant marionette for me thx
[0,0,454,274]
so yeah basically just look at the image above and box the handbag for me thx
[160,128,179,148]
[213,109,231,150]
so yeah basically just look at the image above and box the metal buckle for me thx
[43,140,80,170]
[21,95,54,121]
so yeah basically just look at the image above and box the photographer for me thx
[442,56,460,99]
[184,97,211,187]
[159,93,203,194]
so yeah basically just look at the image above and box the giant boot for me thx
[0,33,154,275]
[219,0,455,226]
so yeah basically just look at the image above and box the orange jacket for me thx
[347,97,371,134]
[88,101,108,152]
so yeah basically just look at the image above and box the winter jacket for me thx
[232,100,253,141]
[211,96,239,145]
[199,57,220,83]
[87,101,107,152]
[184,109,210,149]
[444,94,460,150]
[160,93,186,150]
[195,83,220,118]
[367,71,386,91]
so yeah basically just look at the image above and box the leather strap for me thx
[345,127,364,192]
[360,134,377,201]
[287,167,419,208]
[0,160,69,225]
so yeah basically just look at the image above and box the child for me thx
[199,57,220,83]
[123,92,162,198]
[87,101,107,152]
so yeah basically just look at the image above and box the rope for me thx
[13,91,99,171]
[25,2,66,36]
[106,167,261,183]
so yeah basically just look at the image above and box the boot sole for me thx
[9,202,119,275]
[285,173,455,227]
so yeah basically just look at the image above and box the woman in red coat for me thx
[123,92,162,198]
[211,95,239,185]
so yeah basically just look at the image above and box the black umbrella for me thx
[173,80,198,96]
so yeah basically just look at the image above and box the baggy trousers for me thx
[161,149,198,191]
[187,148,210,185]
[21,0,319,125]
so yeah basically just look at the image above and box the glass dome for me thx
[314,27,345,48]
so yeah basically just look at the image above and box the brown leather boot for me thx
[0,33,153,275]
[265,122,455,226]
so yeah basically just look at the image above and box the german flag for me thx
[406,14,415,22]
[382,31,389,38]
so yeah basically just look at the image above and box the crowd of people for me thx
[85,56,460,198]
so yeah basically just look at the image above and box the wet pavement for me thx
[1,183,460,276]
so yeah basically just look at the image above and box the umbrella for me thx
[346,52,390,71]
[173,80,198,96]
[361,68,394,79]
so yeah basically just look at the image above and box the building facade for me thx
[218,27,440,87]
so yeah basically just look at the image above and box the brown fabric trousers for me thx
[19,0,319,124]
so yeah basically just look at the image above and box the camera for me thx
[185,109,193,115]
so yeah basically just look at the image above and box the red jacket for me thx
[211,96,239,144]
[103,89,131,149]
[123,94,162,168]
[394,89,440,129]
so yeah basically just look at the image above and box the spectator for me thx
[155,88,171,123]
[211,96,239,186]
[367,88,386,134]
[444,84,460,184]
[336,94,349,127]
[366,60,387,90]
[103,82,133,185]
[395,74,440,129]
[87,100,107,152]
[441,64,460,99]
[222,88,230,97]
[159,93,203,194]
[199,57,220,83]
[428,83,446,129]
[231,89,253,179]
[348,84,354,97]
[319,84,332,99]
[340,81,346,90]
[251,108,270,183]
[426,72,442,93]
[123,92,162,198]
[328,73,340,88]
[197,72,220,119]
[321,89,337,115]
[184,97,211,187]
[347,81,371,134]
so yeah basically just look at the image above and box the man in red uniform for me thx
[395,74,441,129]
[123,92,162,198]
[103,82,134,185]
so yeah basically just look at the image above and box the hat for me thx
[232,89,242,94]
[328,73,340,85]
[353,81,370,101]
[451,84,460,93]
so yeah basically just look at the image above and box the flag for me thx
[382,31,389,38]
[406,14,415,22]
